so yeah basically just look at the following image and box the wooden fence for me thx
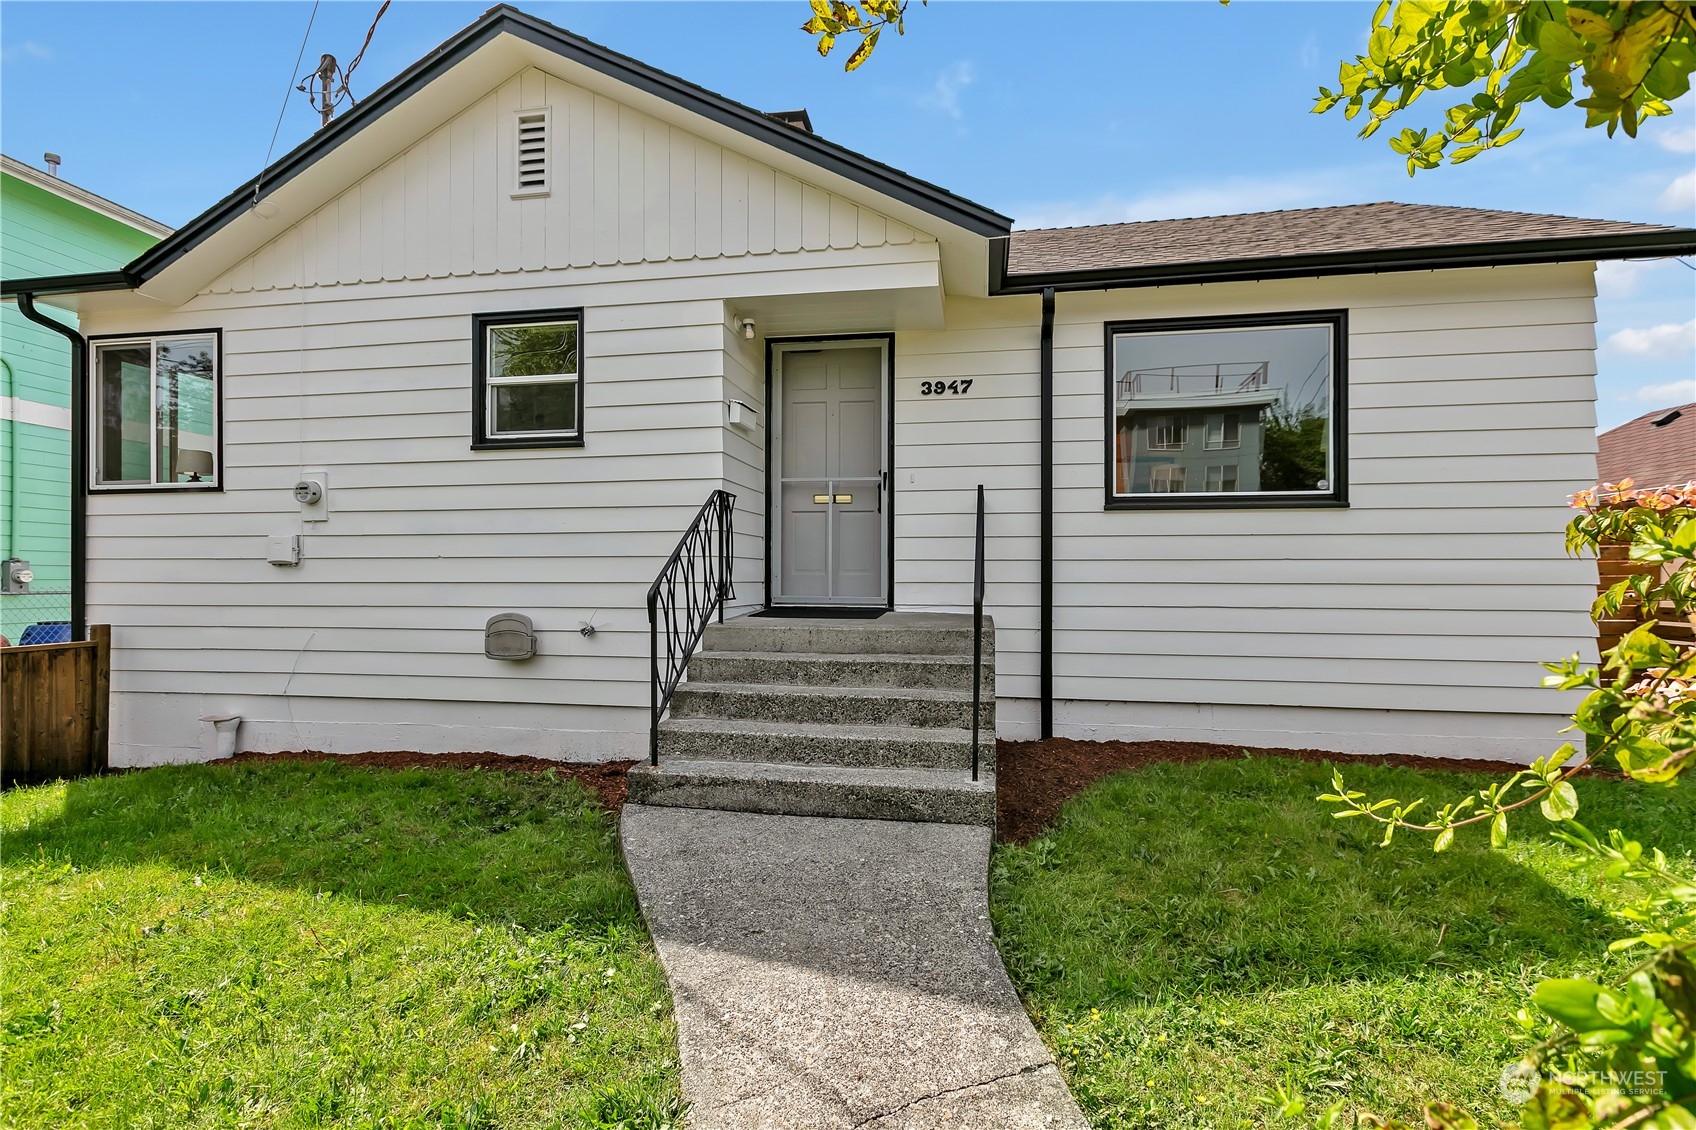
[2,624,111,787]
[1596,546,1695,657]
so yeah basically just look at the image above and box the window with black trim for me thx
[90,331,221,490]
[472,309,583,449]
[1105,311,1346,508]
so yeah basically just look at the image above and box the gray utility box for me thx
[485,613,537,660]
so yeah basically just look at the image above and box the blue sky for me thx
[3,1,1691,429]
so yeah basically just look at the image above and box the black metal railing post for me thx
[648,490,736,767]
[971,483,985,782]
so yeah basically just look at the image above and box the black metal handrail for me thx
[971,483,986,781]
[648,489,736,765]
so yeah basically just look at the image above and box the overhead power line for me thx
[255,0,320,207]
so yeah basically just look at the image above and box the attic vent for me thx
[513,108,550,197]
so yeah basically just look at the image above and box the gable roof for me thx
[1598,402,1696,489]
[5,10,1695,304]
[1,154,172,239]
[2,4,1009,302]
[993,202,1696,292]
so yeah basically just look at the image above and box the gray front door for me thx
[775,344,885,605]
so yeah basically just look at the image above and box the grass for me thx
[990,754,1696,1129]
[1,761,680,1130]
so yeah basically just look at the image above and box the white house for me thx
[7,5,1695,776]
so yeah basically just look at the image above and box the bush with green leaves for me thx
[1315,1,1695,175]
[1313,481,1696,1130]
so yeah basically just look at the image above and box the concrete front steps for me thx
[626,611,995,826]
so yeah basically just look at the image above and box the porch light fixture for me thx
[739,318,756,340]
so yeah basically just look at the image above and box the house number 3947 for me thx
[919,379,973,396]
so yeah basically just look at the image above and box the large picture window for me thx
[472,309,583,449]
[1105,311,1346,509]
[90,332,220,490]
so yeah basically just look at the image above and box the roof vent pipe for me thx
[43,152,60,177]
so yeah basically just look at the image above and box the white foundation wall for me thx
[79,62,940,767]
[897,265,1602,760]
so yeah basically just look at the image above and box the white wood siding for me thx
[207,69,928,296]
[82,67,934,764]
[895,265,1601,758]
[722,315,767,614]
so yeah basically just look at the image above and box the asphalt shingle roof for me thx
[1598,402,1696,489]
[1007,202,1690,278]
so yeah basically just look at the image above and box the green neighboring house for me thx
[1,154,170,642]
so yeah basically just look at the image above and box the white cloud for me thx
[917,61,974,120]
[1015,173,1341,230]
[1659,169,1696,212]
[1595,259,1656,298]
[1605,318,1696,359]
[1623,378,1696,404]
[1298,33,1320,71]
[1655,124,1696,154]
[0,40,52,63]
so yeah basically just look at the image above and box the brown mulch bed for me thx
[226,750,637,813]
[993,738,1588,845]
[226,739,1591,846]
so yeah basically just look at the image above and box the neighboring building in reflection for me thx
[1112,362,1283,494]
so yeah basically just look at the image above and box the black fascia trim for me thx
[124,7,1008,290]
[470,307,586,451]
[496,10,1010,237]
[1102,309,1350,511]
[996,229,1696,294]
[2,270,136,299]
[85,329,226,495]
[987,236,1009,296]
[763,333,897,611]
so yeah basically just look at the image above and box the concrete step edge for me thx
[694,650,979,666]
[674,681,980,702]
[658,716,975,744]
[633,758,994,791]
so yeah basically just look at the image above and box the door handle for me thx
[813,494,830,505]
[834,494,852,504]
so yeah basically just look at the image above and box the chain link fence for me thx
[0,589,73,645]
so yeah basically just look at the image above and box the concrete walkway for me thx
[620,804,1088,1130]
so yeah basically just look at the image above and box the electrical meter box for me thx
[485,613,536,660]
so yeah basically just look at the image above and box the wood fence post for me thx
[91,624,111,774]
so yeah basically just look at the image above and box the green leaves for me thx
[1421,1101,1479,1130]
[1314,0,1696,171]
[801,0,917,70]
[1532,978,1615,1032]
[1540,780,1580,822]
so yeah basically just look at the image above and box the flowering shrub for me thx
[1312,481,1696,1129]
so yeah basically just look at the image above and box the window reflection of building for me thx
[1113,361,1281,494]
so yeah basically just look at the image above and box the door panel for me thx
[776,345,886,605]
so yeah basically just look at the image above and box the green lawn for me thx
[990,754,1696,1130]
[2,762,680,1130]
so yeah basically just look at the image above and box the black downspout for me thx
[15,293,87,642]
[1039,287,1054,739]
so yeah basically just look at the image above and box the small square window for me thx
[1150,464,1186,493]
[1204,412,1241,450]
[1148,416,1187,450]
[472,309,584,449]
[90,332,221,490]
[1204,464,1240,492]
